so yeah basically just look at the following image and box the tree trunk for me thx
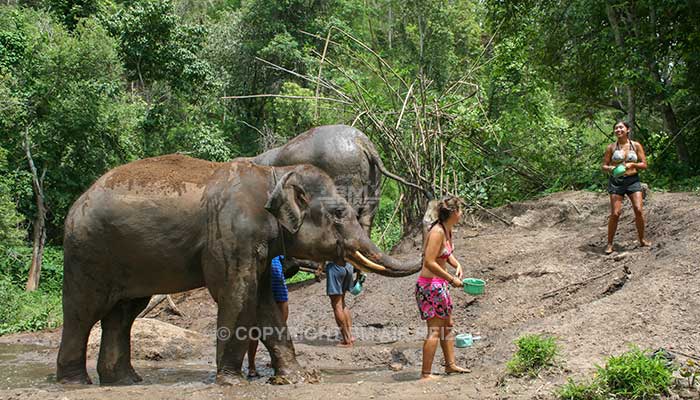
[605,3,636,130]
[660,102,691,164]
[26,199,46,292]
[23,127,47,292]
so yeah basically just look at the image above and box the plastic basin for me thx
[455,333,473,348]
[463,278,485,295]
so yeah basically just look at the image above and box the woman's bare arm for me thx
[601,144,614,173]
[629,141,648,170]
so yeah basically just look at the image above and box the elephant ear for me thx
[265,171,309,234]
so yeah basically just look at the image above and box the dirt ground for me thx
[1,191,699,399]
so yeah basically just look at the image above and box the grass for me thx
[557,378,606,400]
[596,347,674,399]
[557,346,675,400]
[506,334,558,377]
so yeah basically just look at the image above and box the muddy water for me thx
[320,367,417,384]
[0,343,215,390]
[1,343,411,390]
[0,343,55,390]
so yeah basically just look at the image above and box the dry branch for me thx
[541,267,624,299]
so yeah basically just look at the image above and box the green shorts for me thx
[608,174,642,196]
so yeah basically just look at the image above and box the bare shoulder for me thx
[428,224,446,241]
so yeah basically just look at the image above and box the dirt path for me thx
[1,191,699,399]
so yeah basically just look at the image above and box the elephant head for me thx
[265,165,421,277]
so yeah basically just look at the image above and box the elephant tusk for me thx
[352,250,387,271]
[346,258,369,273]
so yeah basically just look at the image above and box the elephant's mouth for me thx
[346,250,387,273]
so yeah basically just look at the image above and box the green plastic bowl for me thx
[612,164,626,178]
[463,278,485,295]
[455,333,473,348]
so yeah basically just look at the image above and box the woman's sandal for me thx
[420,371,439,381]
[445,363,471,374]
[247,369,261,378]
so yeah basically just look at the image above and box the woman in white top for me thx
[601,120,651,254]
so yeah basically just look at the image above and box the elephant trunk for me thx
[347,236,422,277]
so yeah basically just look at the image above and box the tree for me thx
[488,0,699,171]
[0,8,142,289]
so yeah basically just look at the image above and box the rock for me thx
[389,363,404,371]
[88,318,208,361]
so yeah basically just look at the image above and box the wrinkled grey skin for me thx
[56,155,420,386]
[239,124,429,236]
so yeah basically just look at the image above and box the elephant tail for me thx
[362,146,434,200]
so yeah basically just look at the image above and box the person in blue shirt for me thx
[247,255,289,378]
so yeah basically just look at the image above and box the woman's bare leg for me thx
[606,194,624,254]
[628,191,651,246]
[420,317,443,380]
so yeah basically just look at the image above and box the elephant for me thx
[56,154,420,385]
[238,124,430,236]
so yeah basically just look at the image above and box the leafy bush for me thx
[0,245,64,334]
[596,347,674,399]
[507,334,558,377]
[557,378,605,400]
[0,275,62,335]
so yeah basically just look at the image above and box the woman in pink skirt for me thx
[416,196,470,380]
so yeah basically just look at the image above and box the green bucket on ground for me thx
[463,278,485,295]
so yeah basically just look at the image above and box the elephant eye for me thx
[334,207,347,220]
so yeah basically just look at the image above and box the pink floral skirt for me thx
[415,276,453,320]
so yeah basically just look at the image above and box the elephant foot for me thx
[215,371,249,386]
[57,371,93,385]
[270,367,321,384]
[98,366,142,385]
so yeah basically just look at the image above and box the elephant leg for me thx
[97,297,150,385]
[210,267,259,385]
[56,299,104,384]
[57,262,113,385]
[257,285,300,376]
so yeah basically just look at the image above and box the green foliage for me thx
[0,275,62,335]
[268,81,315,139]
[0,246,64,294]
[0,245,63,335]
[557,346,676,399]
[557,378,606,400]
[595,347,674,399]
[103,0,212,91]
[371,180,402,252]
[507,334,558,377]
[0,148,24,246]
